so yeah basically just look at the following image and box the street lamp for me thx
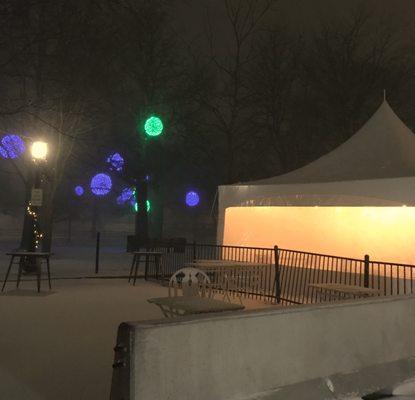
[31,141,48,160]
[20,140,48,254]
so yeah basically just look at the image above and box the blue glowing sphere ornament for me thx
[0,134,25,159]
[186,191,200,207]
[74,186,84,196]
[106,152,124,172]
[116,187,134,205]
[90,173,112,196]
[0,146,7,159]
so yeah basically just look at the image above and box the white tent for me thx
[217,101,415,263]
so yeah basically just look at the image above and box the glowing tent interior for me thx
[218,101,415,264]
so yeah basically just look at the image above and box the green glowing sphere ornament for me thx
[144,116,163,137]
[134,200,151,213]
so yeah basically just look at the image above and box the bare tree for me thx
[304,5,410,149]
[248,27,302,174]
[204,0,276,183]
[0,0,110,250]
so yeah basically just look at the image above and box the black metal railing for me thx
[276,247,366,304]
[143,243,277,303]
[141,243,415,305]
[276,246,415,304]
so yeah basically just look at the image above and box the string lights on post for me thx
[26,202,43,249]
[27,140,48,251]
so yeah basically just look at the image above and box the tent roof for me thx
[248,101,415,185]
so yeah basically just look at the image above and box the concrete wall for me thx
[111,296,415,400]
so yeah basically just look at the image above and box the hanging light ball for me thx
[0,145,8,159]
[74,186,84,196]
[134,199,151,213]
[90,173,112,196]
[116,187,134,205]
[144,116,164,137]
[0,134,25,159]
[185,191,200,207]
[106,152,124,172]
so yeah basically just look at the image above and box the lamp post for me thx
[20,140,48,254]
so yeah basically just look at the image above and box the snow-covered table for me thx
[2,251,52,293]
[147,296,245,318]
[128,251,164,284]
[308,283,380,300]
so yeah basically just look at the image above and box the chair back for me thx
[169,267,212,298]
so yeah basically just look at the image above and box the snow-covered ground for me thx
[0,278,276,400]
[0,243,414,400]
[0,243,135,280]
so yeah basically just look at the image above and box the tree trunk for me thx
[135,179,148,242]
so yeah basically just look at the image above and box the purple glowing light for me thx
[0,134,25,159]
[90,173,112,196]
[185,191,200,207]
[0,146,7,159]
[74,186,84,196]
[106,152,124,172]
[116,187,134,205]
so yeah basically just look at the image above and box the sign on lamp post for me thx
[30,188,43,207]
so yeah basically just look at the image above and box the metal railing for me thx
[141,243,415,305]
[143,243,277,303]
[276,246,415,304]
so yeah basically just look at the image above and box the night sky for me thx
[1,0,415,236]
[178,0,415,38]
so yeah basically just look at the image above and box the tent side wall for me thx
[217,178,415,264]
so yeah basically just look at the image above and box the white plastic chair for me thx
[168,267,212,298]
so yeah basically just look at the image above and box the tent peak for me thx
[246,100,415,185]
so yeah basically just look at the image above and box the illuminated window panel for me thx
[223,206,415,264]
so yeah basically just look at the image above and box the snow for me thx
[0,243,413,400]
[0,271,274,399]
[0,243,135,281]
[0,279,168,399]
[393,378,415,396]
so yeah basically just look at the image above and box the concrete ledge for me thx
[111,295,415,400]
[255,357,415,400]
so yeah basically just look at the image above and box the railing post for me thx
[95,231,101,274]
[364,254,370,288]
[192,241,196,261]
[274,246,281,303]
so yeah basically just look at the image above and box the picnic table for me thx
[147,296,245,318]
[185,260,270,268]
[308,283,380,300]
[184,259,271,302]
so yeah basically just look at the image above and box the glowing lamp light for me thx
[186,191,200,207]
[106,152,124,172]
[90,173,112,196]
[0,134,25,159]
[74,186,84,196]
[31,141,48,160]
[144,116,163,137]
